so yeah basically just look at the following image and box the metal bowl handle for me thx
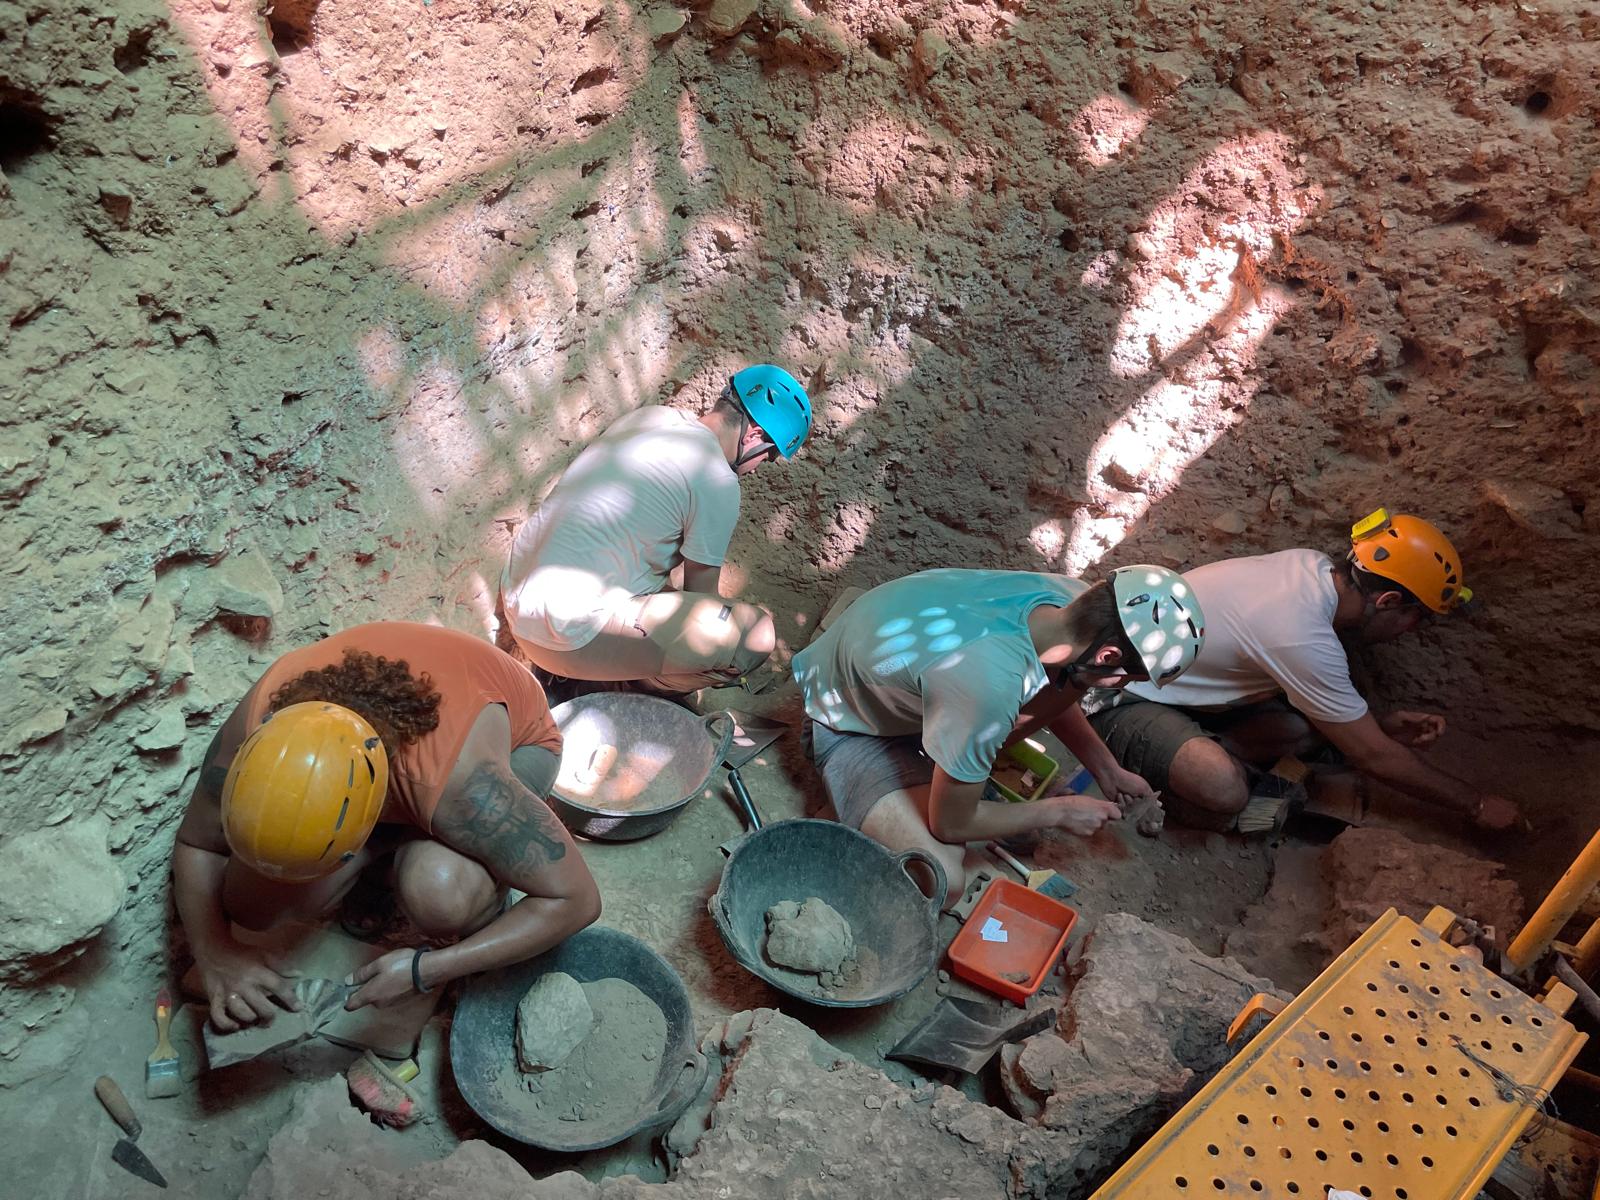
[894,848,949,920]
[703,710,736,767]
[640,1049,710,1129]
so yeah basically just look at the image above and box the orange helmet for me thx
[221,702,389,881]
[1349,509,1472,614]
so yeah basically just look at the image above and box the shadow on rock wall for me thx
[0,0,1596,1134]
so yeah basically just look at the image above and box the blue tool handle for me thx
[728,768,762,831]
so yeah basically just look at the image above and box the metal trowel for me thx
[96,1075,169,1189]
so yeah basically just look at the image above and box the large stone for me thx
[703,0,757,39]
[763,897,854,975]
[515,970,594,1072]
[198,546,285,618]
[0,816,124,980]
[1003,913,1286,1186]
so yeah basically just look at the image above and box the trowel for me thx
[96,1075,169,1189]
[886,996,1057,1075]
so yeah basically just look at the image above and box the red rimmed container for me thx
[947,877,1078,1003]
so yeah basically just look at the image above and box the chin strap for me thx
[730,409,777,469]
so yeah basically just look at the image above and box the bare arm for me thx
[681,558,722,596]
[418,709,600,991]
[927,767,1119,843]
[173,701,299,1030]
[1312,712,1485,817]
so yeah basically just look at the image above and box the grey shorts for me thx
[1085,696,1298,793]
[803,719,935,831]
[509,743,560,799]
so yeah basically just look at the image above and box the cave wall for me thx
[1,0,1596,1084]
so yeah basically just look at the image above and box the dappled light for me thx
[1073,92,1150,166]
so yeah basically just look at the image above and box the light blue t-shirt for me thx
[793,569,1088,783]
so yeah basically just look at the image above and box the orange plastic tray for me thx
[947,877,1078,1003]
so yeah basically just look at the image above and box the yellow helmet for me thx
[1349,508,1472,615]
[221,702,389,881]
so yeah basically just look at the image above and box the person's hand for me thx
[1381,710,1446,748]
[1092,764,1157,806]
[346,947,430,1011]
[196,939,299,1033]
[1047,795,1123,837]
[1473,794,1523,832]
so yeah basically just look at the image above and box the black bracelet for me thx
[410,947,432,994]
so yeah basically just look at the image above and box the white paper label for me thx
[980,917,1008,943]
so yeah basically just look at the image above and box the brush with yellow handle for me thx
[144,987,182,1099]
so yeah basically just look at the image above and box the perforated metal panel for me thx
[1091,907,1585,1200]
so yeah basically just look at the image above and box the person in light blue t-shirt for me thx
[793,565,1204,907]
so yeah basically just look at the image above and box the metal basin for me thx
[549,693,732,841]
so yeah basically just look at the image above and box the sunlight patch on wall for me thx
[1064,284,1296,573]
[1073,93,1150,166]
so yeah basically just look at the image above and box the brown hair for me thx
[268,649,441,749]
[1061,580,1139,664]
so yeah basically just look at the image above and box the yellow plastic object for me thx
[223,702,389,881]
[1090,907,1585,1200]
[987,740,1060,804]
[1226,993,1287,1046]
[1351,507,1392,541]
[1508,826,1600,974]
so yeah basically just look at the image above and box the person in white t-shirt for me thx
[502,365,811,693]
[794,565,1205,907]
[1085,510,1521,833]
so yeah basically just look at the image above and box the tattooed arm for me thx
[413,704,600,991]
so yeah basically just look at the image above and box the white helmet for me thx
[1110,565,1205,687]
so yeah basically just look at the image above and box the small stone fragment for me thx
[649,7,687,38]
[703,0,757,38]
[764,897,855,975]
[515,971,594,1073]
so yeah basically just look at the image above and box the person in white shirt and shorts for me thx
[501,366,811,695]
[1085,511,1521,833]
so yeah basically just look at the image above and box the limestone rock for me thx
[648,7,686,39]
[515,970,594,1073]
[703,0,757,39]
[0,816,124,980]
[132,704,187,752]
[1004,912,1285,1184]
[199,547,285,618]
[912,28,951,76]
[763,897,854,974]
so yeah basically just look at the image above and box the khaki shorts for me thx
[803,719,935,830]
[1086,696,1298,794]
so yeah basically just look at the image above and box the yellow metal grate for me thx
[1091,907,1586,1200]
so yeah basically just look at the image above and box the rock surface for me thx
[246,1010,1087,1199]
[763,897,855,975]
[515,970,595,1073]
[1228,827,1525,991]
[0,816,123,980]
[1002,912,1286,1185]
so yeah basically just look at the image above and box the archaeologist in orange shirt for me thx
[793,566,1206,907]
[1084,510,1522,834]
[501,365,812,695]
[173,622,599,1031]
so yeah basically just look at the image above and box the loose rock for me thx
[515,971,594,1073]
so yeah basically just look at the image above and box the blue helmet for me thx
[729,364,812,459]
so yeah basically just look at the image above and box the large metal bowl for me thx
[548,693,732,840]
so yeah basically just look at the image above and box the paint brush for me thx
[144,987,181,1099]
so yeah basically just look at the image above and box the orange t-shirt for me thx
[242,622,562,833]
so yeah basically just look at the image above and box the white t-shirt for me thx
[1116,548,1368,724]
[794,569,1088,783]
[502,407,740,651]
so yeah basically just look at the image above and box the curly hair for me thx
[267,649,441,750]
